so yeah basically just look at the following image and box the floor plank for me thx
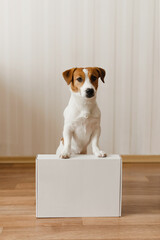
[0,163,160,239]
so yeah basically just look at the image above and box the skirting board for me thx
[0,155,160,163]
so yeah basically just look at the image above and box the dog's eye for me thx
[77,77,83,82]
[91,75,97,82]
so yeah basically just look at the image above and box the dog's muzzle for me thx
[86,88,94,98]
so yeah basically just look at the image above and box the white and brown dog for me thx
[56,67,107,159]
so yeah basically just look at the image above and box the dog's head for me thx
[62,67,106,98]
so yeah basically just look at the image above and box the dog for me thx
[56,67,107,159]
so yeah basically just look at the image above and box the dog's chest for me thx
[73,112,98,139]
[64,99,100,142]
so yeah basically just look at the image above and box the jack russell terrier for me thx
[56,67,107,159]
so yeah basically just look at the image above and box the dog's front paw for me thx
[94,150,107,158]
[59,150,71,159]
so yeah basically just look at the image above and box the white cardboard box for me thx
[36,154,122,218]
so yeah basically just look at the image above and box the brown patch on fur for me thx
[85,67,99,90]
[86,67,106,89]
[63,68,77,85]
[62,67,106,91]
[95,67,106,83]
[70,68,85,92]
[61,137,64,145]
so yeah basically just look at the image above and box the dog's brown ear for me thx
[62,68,77,85]
[95,67,106,83]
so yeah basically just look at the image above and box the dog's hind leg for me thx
[56,139,64,156]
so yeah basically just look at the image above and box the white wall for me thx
[0,0,159,156]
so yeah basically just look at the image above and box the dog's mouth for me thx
[85,88,95,98]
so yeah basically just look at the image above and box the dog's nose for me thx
[86,88,94,98]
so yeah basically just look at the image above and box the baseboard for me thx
[121,155,160,163]
[0,155,160,164]
[0,156,35,164]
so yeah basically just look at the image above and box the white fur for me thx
[80,69,96,97]
[56,68,106,158]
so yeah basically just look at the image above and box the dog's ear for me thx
[95,67,106,83]
[62,68,77,85]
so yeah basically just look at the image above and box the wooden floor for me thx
[0,163,160,240]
